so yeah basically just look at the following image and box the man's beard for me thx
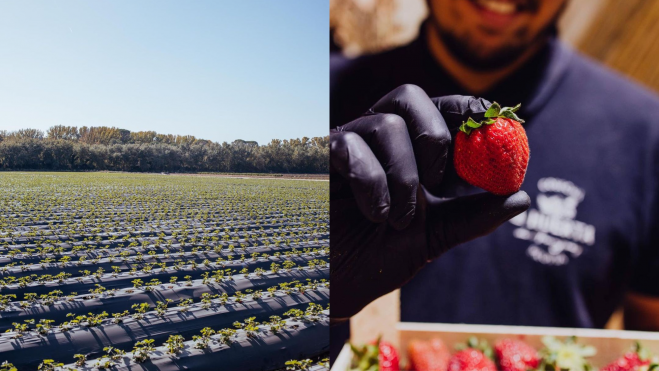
[427,1,562,72]
[438,28,531,71]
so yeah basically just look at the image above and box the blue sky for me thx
[0,1,328,144]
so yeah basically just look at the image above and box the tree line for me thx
[0,126,328,173]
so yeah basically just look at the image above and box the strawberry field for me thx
[0,172,329,370]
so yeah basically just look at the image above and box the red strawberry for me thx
[494,338,539,371]
[454,102,530,196]
[408,338,450,371]
[378,340,400,371]
[601,342,651,371]
[448,337,496,371]
[350,337,399,371]
[448,350,496,371]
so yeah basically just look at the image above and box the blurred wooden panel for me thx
[350,289,400,349]
[580,0,659,91]
[558,0,607,47]
[605,307,624,330]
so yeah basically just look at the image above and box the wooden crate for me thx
[332,322,659,370]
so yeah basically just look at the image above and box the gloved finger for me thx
[371,84,451,192]
[340,113,419,230]
[432,95,492,132]
[330,130,390,223]
[424,186,530,258]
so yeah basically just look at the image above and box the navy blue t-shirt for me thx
[330,34,659,338]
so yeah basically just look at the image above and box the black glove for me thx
[330,84,530,323]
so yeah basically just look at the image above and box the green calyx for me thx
[458,102,525,135]
[349,337,381,371]
[633,341,651,361]
[455,336,494,359]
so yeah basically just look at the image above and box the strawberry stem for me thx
[459,102,525,135]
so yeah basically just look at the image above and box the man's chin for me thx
[438,29,529,71]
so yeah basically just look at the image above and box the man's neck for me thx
[425,23,545,94]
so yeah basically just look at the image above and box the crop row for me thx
[1,287,328,368]
[0,243,328,278]
[1,216,327,240]
[284,357,329,371]
[1,229,327,253]
[1,203,324,222]
[0,240,328,270]
[0,268,329,329]
[3,305,329,370]
[0,252,328,296]
[1,223,327,249]
[1,207,323,226]
[0,237,328,263]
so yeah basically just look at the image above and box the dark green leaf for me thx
[484,102,501,118]
[499,110,525,123]
[466,117,481,128]
[459,123,473,135]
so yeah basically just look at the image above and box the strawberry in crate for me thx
[494,338,540,371]
[350,337,399,371]
[601,342,658,371]
[448,337,496,371]
[408,338,450,371]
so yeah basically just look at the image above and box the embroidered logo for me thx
[509,177,596,266]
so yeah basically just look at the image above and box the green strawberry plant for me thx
[132,339,156,363]
[165,334,185,355]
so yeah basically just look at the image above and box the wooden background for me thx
[578,0,659,92]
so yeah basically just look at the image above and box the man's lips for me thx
[472,0,518,14]
[466,0,531,28]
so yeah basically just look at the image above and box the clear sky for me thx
[0,1,328,145]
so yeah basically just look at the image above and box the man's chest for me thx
[507,176,597,268]
[476,115,644,275]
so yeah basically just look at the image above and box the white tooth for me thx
[477,0,516,14]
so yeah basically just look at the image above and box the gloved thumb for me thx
[423,186,530,259]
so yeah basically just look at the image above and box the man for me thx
[330,0,659,362]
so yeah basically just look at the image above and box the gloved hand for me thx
[330,84,530,324]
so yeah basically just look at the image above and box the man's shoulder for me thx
[563,45,659,121]
[330,41,418,89]
[330,40,429,126]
